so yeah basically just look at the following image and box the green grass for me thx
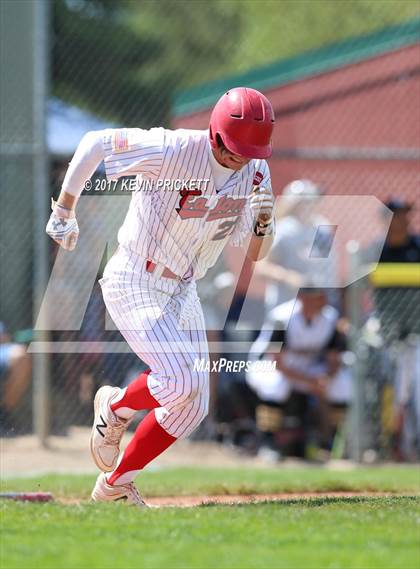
[1,497,419,569]
[1,467,419,569]
[1,465,419,499]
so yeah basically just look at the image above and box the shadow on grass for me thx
[198,495,420,509]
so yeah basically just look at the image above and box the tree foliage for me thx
[52,0,419,125]
[222,0,419,78]
[52,0,241,125]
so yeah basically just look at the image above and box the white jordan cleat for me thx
[91,472,148,508]
[90,385,131,472]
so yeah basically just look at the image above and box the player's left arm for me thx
[229,161,274,259]
[246,163,275,261]
[246,185,274,261]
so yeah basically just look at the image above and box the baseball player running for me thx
[46,87,275,507]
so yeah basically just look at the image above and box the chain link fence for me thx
[346,248,419,461]
[1,0,419,461]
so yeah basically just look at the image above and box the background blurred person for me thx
[255,179,338,315]
[365,198,420,264]
[393,333,420,461]
[363,197,420,459]
[0,322,32,435]
[198,266,260,449]
[247,288,352,460]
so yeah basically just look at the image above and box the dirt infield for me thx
[146,492,398,508]
[54,491,406,508]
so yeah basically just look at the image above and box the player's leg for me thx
[91,472,148,508]
[109,369,160,418]
[90,266,189,469]
[90,312,204,471]
[157,326,209,439]
[104,321,209,486]
[89,366,163,471]
[91,369,208,503]
[92,280,208,459]
[90,271,209,506]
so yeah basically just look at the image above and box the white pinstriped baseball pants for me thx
[99,246,209,439]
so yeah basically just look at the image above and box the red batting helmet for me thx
[209,87,275,159]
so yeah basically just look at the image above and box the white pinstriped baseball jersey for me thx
[103,127,272,280]
[98,126,273,447]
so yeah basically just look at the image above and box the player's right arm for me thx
[46,128,163,250]
[46,131,105,250]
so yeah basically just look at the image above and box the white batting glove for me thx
[46,199,79,251]
[250,186,274,236]
[250,186,275,222]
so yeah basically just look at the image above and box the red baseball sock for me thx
[111,370,160,415]
[108,410,176,485]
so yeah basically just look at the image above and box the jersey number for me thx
[212,220,237,241]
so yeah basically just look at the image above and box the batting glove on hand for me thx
[250,186,275,225]
[46,199,79,251]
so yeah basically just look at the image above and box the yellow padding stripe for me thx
[369,263,420,287]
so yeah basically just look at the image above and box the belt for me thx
[145,259,181,280]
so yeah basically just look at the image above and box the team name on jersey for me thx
[176,188,247,222]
